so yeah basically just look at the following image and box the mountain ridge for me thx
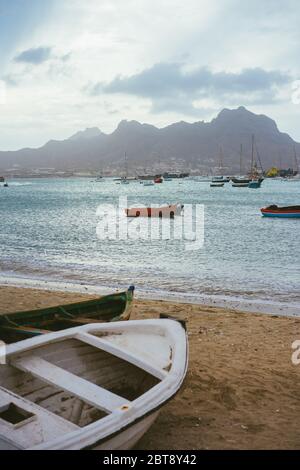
[0,107,299,173]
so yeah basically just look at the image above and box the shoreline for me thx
[0,273,300,318]
[0,284,300,449]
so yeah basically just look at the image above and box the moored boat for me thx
[125,204,183,218]
[0,318,188,450]
[261,205,300,218]
[210,182,224,187]
[0,287,135,344]
[231,177,251,185]
[248,180,262,189]
[211,176,230,184]
[232,182,249,187]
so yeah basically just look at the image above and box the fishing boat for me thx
[261,205,300,218]
[125,204,183,218]
[0,318,188,450]
[0,287,135,344]
[154,177,163,184]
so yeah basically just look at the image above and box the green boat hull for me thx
[0,286,135,344]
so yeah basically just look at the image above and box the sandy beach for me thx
[1,285,300,450]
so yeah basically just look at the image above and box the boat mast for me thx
[250,134,255,178]
[240,144,243,176]
[124,152,128,179]
[293,145,299,174]
[218,146,224,176]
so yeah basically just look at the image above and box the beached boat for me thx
[0,318,188,450]
[0,287,135,344]
[125,204,183,218]
[261,205,300,218]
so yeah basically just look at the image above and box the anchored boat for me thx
[0,287,135,344]
[0,319,188,450]
[261,205,300,218]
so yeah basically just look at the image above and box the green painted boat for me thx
[0,286,135,344]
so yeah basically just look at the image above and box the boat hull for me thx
[90,411,160,450]
[261,206,300,218]
[261,211,300,218]
[0,287,135,343]
[248,182,261,188]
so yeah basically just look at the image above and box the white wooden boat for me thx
[0,319,188,450]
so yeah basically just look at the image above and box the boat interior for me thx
[0,328,169,449]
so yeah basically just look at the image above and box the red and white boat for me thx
[261,205,300,218]
[125,204,184,218]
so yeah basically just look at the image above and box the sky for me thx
[1,0,300,150]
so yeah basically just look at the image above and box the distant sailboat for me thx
[231,145,251,186]
[287,146,300,181]
[212,147,230,184]
[248,135,264,188]
[120,152,130,184]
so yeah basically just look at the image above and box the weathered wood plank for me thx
[11,356,129,413]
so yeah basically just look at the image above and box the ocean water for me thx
[0,178,299,311]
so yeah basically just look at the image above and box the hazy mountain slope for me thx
[0,107,298,172]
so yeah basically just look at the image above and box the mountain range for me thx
[0,106,299,174]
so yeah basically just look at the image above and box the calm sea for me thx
[0,177,299,312]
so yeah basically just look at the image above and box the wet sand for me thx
[1,285,300,450]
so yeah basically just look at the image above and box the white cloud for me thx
[1,0,300,150]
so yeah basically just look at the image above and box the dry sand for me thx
[1,285,300,450]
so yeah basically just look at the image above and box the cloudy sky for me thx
[0,0,300,150]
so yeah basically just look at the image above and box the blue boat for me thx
[248,180,262,188]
